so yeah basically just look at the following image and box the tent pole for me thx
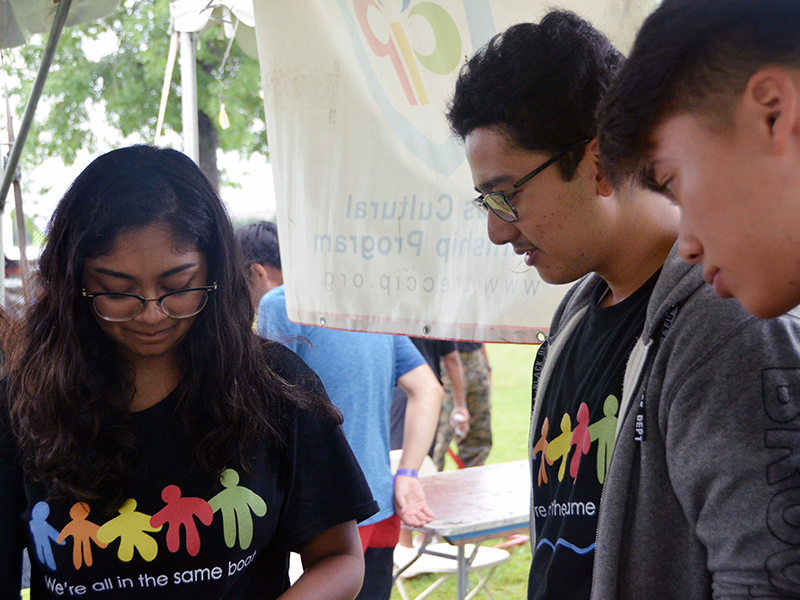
[4,95,31,305]
[155,30,179,145]
[0,0,73,310]
[179,31,199,163]
[0,0,73,212]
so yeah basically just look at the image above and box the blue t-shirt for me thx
[258,286,425,525]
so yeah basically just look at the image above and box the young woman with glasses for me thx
[0,146,377,599]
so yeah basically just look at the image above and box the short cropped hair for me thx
[446,10,623,179]
[235,221,281,272]
[598,0,800,187]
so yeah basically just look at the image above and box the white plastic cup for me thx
[453,412,468,439]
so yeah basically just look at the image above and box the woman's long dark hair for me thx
[7,145,340,509]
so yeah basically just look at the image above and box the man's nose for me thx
[676,217,703,265]
[487,210,519,247]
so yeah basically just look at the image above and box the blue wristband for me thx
[394,468,419,480]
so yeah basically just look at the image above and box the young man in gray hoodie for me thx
[447,10,800,599]
[598,0,800,321]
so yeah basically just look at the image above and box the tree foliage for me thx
[3,0,266,186]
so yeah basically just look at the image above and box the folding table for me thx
[394,459,531,600]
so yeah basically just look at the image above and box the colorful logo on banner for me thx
[354,1,462,106]
[337,0,496,176]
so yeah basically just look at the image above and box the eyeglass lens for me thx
[483,193,517,222]
[473,195,517,222]
[93,290,209,322]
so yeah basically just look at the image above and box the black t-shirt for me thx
[410,338,457,383]
[455,342,482,353]
[389,337,458,450]
[0,345,378,599]
[528,272,658,600]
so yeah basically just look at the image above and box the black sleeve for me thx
[264,344,378,550]
[439,340,458,356]
[275,405,377,552]
[410,338,457,382]
[455,342,482,353]
[0,381,25,599]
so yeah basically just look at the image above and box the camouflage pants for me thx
[432,348,492,470]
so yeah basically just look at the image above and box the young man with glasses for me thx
[447,10,800,599]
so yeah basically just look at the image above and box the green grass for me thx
[391,342,540,600]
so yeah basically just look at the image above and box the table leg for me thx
[457,545,468,600]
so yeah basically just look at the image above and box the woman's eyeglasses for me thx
[82,284,217,322]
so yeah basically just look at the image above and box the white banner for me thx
[253,0,656,343]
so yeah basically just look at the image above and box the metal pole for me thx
[179,31,199,163]
[4,72,29,305]
[12,175,29,305]
[155,30,179,145]
[0,0,74,212]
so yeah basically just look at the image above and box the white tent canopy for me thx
[171,0,258,59]
[0,0,119,49]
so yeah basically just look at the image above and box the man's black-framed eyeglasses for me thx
[82,283,218,322]
[473,138,592,223]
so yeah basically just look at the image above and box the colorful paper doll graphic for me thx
[29,501,65,570]
[208,469,267,550]
[546,413,573,482]
[97,499,162,562]
[532,417,553,486]
[56,502,108,569]
[588,395,619,484]
[569,403,592,479]
[150,485,213,556]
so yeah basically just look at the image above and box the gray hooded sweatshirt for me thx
[531,247,800,599]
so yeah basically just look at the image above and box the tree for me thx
[3,0,267,190]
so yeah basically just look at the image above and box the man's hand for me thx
[394,475,435,527]
[450,405,471,438]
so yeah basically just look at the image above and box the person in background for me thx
[598,0,800,320]
[0,146,377,599]
[236,221,442,600]
[432,342,492,470]
[389,337,467,454]
[387,337,465,553]
[447,10,800,599]
[235,221,283,316]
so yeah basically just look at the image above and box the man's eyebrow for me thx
[641,162,660,191]
[476,174,515,194]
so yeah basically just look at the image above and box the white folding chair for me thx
[393,542,510,600]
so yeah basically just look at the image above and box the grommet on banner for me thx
[319,317,327,326]
[536,331,547,342]
[422,325,431,335]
